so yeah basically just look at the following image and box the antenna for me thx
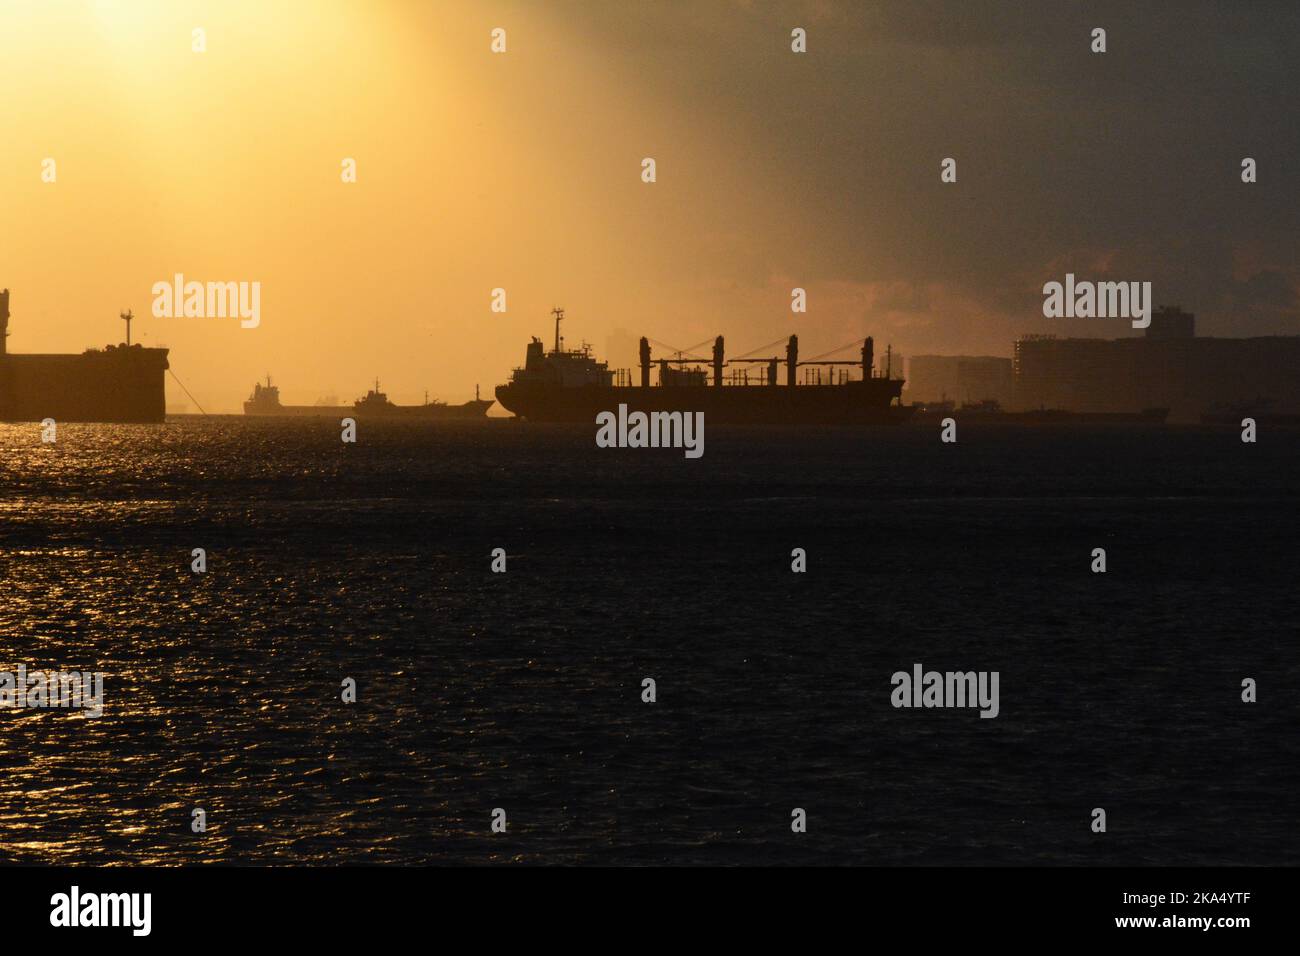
[120,309,134,346]
[552,307,564,353]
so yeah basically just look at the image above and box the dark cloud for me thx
[530,0,1299,348]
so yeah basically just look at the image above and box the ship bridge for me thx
[511,308,616,387]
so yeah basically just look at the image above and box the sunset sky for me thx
[2,0,1296,411]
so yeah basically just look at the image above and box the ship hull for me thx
[352,399,494,419]
[909,407,1170,425]
[494,382,907,424]
[243,403,350,417]
[0,349,169,423]
[244,399,494,419]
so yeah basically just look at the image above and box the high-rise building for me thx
[906,354,1014,405]
[1012,307,1300,420]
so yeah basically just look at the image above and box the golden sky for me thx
[2,0,1296,411]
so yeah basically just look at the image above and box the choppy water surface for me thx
[0,418,1296,864]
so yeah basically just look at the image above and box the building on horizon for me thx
[1012,307,1300,420]
[905,354,1014,405]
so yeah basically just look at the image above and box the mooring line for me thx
[167,367,208,415]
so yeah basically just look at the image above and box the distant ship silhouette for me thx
[0,288,168,423]
[244,376,492,419]
[494,308,910,424]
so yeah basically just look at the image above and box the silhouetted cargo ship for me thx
[351,379,493,419]
[494,309,908,424]
[909,399,1169,425]
[0,289,168,423]
[244,379,348,417]
[244,377,492,419]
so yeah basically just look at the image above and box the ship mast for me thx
[552,307,564,353]
[0,288,9,356]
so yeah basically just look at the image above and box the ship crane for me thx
[636,332,890,387]
[724,335,793,385]
[646,335,713,363]
[728,356,783,385]
[726,336,887,382]
[798,336,890,378]
[650,354,713,364]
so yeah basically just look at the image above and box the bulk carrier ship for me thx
[0,289,168,423]
[494,309,909,424]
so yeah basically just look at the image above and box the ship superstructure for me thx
[0,288,169,423]
[243,377,349,417]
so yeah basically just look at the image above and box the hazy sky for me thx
[2,0,1296,411]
